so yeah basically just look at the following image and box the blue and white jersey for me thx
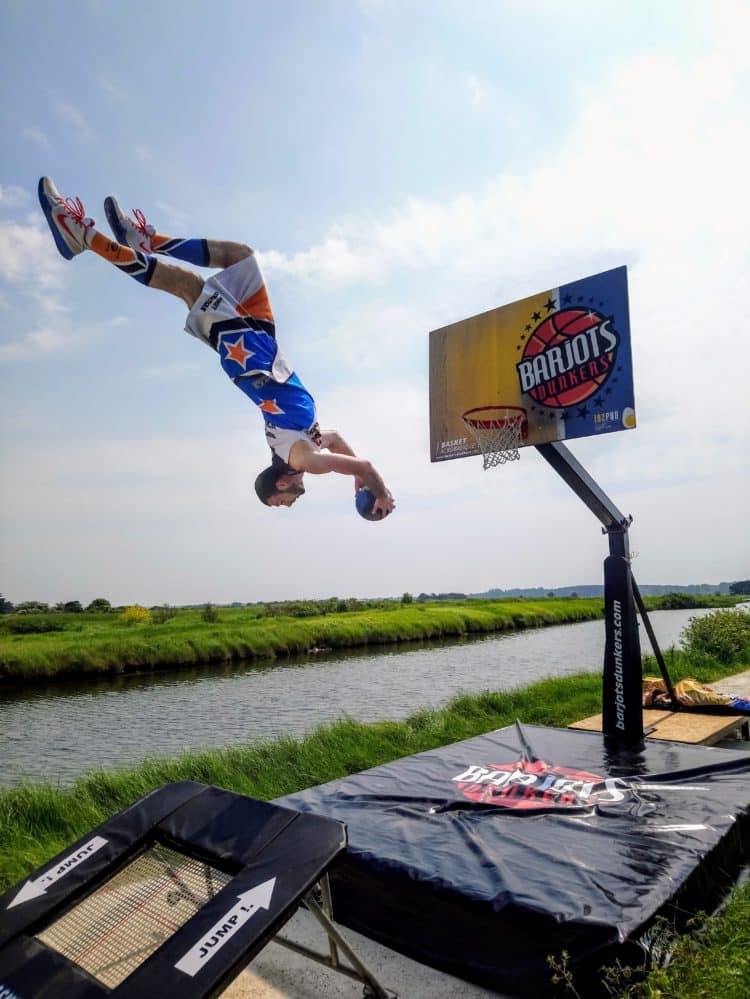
[185,254,321,463]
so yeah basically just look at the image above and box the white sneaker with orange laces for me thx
[104,196,156,254]
[38,177,95,259]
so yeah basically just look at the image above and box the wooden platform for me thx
[570,709,749,746]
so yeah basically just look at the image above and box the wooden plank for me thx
[645,711,746,745]
[570,710,747,746]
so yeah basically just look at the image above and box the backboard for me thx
[429,265,635,463]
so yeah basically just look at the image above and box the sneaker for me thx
[104,196,156,253]
[38,177,95,260]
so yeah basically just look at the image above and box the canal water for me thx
[0,608,725,786]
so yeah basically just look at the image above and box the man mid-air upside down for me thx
[38,177,396,518]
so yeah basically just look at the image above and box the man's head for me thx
[254,466,306,507]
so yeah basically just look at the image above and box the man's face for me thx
[267,472,305,507]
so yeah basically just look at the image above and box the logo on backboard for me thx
[516,307,620,409]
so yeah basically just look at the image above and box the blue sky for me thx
[1,1,749,605]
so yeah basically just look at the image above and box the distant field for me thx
[1,593,743,684]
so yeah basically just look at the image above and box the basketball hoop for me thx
[461,406,527,469]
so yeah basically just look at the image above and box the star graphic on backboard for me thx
[544,297,557,312]
[532,311,541,322]
[594,395,605,407]
[222,335,254,369]
[259,399,284,415]
[577,406,589,419]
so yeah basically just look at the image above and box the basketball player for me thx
[37,177,395,518]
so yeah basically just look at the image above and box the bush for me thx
[681,609,750,666]
[119,605,153,625]
[152,605,178,624]
[2,617,65,634]
[86,598,111,613]
[201,603,219,623]
[656,592,700,609]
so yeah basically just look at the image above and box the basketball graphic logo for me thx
[516,308,620,409]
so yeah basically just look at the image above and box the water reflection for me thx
[0,608,717,786]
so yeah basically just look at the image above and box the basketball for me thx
[355,487,382,521]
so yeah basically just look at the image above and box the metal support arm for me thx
[535,441,631,535]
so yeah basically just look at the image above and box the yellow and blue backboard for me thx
[429,266,635,462]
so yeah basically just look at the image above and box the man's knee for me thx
[232,242,253,261]
[207,241,253,268]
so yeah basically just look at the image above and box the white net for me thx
[462,407,526,469]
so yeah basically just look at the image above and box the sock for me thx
[89,232,156,285]
[151,235,210,267]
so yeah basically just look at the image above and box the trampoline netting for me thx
[36,843,231,988]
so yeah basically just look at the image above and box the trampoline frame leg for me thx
[273,874,397,998]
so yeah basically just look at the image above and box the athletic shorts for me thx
[185,254,274,349]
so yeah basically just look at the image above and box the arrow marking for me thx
[175,877,276,977]
[7,836,108,909]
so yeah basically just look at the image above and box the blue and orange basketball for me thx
[355,487,382,521]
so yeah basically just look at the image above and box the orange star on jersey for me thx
[259,399,284,415]
[222,335,253,369]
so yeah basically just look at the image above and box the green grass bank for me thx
[1,593,743,685]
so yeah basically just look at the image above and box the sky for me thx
[1,0,749,606]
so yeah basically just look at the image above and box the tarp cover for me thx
[279,723,750,995]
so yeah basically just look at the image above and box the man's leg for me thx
[40,180,257,312]
[38,178,204,309]
[132,241,254,307]
[103,196,252,270]
[87,232,204,308]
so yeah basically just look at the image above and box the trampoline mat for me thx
[36,843,231,988]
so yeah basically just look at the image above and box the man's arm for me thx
[289,439,395,517]
[318,431,356,456]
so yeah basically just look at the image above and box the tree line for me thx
[1,581,748,617]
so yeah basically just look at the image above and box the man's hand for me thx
[372,489,395,518]
[290,436,396,517]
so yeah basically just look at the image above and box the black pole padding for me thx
[630,577,680,708]
[603,555,644,747]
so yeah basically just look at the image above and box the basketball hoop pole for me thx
[534,442,672,748]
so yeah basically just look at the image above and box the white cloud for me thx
[98,75,129,102]
[0,324,96,362]
[53,101,96,143]
[0,218,64,289]
[138,361,202,380]
[0,185,30,208]
[21,124,49,148]
[153,199,189,235]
